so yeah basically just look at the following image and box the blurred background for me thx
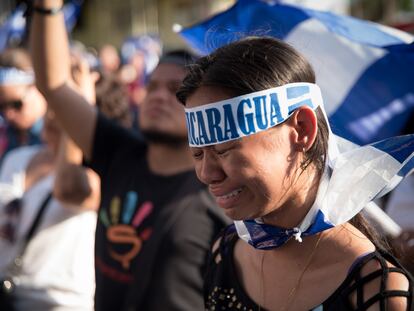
[1,0,414,279]
[1,0,413,50]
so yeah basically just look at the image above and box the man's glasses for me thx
[0,100,23,112]
[0,86,31,113]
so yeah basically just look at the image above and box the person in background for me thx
[119,35,163,133]
[0,47,135,310]
[30,1,229,311]
[0,107,99,310]
[98,44,121,75]
[0,49,103,311]
[0,48,46,165]
[177,36,413,311]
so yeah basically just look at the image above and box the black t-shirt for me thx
[88,114,226,311]
[205,226,413,311]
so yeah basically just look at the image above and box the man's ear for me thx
[287,106,318,152]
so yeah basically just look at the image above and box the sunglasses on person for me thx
[0,100,23,112]
[0,86,32,113]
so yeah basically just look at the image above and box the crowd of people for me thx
[0,0,413,310]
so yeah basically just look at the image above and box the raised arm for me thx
[53,132,100,210]
[30,0,96,160]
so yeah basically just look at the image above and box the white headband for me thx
[0,67,34,86]
[184,82,323,147]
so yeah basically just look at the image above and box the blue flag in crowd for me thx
[0,0,83,52]
[0,4,26,51]
[179,0,414,145]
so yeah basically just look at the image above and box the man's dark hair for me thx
[158,49,199,69]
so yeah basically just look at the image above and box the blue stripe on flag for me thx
[397,155,414,177]
[330,45,414,144]
[306,10,408,47]
[371,135,414,164]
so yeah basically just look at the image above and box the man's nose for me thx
[148,86,170,103]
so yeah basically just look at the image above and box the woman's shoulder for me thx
[324,249,413,310]
[306,224,410,310]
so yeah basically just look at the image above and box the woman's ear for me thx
[287,106,318,152]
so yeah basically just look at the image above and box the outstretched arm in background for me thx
[30,0,96,160]
[53,132,100,210]
[52,43,101,210]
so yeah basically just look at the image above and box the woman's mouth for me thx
[214,187,244,209]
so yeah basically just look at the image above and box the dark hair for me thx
[0,48,32,71]
[95,73,132,128]
[159,49,199,69]
[177,36,389,250]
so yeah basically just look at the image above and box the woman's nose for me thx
[197,153,226,185]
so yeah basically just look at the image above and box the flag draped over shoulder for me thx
[0,0,83,52]
[179,0,414,145]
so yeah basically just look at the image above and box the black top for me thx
[88,113,229,311]
[205,226,413,311]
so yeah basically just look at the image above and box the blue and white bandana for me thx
[184,82,414,249]
[0,67,34,86]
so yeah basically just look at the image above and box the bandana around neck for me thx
[184,83,414,249]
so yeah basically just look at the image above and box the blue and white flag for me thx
[179,0,414,145]
[0,0,83,52]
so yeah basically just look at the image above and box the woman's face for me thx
[186,86,304,222]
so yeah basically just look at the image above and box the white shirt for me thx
[0,146,96,311]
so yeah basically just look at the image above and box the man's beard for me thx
[141,129,188,148]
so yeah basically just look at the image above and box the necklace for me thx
[258,233,323,311]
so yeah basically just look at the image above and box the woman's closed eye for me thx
[191,148,203,160]
[213,140,239,156]
[214,147,230,156]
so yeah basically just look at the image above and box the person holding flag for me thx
[177,36,413,311]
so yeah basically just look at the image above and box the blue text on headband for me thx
[184,83,323,147]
